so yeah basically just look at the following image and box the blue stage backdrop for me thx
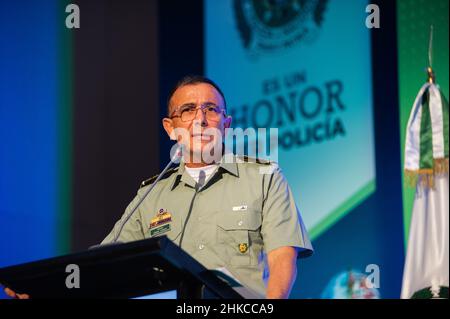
[0,0,71,267]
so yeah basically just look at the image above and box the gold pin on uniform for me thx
[238,243,248,253]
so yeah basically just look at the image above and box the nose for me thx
[194,108,208,127]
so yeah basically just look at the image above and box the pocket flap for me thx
[217,210,262,231]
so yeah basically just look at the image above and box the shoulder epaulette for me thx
[139,167,178,189]
[237,155,272,165]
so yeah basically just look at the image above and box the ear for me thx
[224,115,232,129]
[162,118,176,140]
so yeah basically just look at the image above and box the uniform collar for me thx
[170,153,239,190]
[218,153,239,177]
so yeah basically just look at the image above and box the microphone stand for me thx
[111,145,183,243]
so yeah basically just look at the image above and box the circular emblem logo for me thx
[233,0,328,56]
[238,243,248,253]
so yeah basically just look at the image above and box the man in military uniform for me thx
[101,76,313,298]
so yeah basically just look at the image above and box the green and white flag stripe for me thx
[405,83,449,174]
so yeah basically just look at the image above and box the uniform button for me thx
[198,244,205,250]
[238,220,243,226]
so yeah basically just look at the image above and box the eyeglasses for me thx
[170,103,226,122]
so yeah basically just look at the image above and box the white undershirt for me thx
[184,164,218,187]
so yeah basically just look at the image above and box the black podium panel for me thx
[0,237,243,299]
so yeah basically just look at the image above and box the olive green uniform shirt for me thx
[101,155,313,297]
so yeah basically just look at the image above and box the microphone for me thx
[110,144,183,243]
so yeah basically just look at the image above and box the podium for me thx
[0,236,244,299]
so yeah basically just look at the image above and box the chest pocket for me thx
[216,209,263,266]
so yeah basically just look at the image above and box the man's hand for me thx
[3,287,30,299]
[266,246,298,299]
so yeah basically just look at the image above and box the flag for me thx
[401,69,449,299]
